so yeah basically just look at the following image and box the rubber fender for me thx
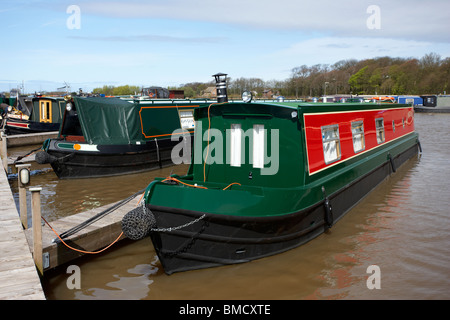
[121,206,156,240]
[324,198,334,228]
[322,186,334,229]
[388,153,396,173]
[35,151,57,164]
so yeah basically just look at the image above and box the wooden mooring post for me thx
[0,130,7,172]
[30,187,44,276]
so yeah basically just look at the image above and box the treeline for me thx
[235,52,448,98]
[92,53,449,98]
[180,53,449,98]
[92,85,141,96]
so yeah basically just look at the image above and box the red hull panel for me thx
[304,107,415,175]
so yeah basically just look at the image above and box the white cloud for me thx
[271,36,450,66]
[67,34,227,44]
[75,0,450,42]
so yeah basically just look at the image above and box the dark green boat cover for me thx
[74,97,142,145]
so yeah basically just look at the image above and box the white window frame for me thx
[178,109,195,130]
[252,124,265,169]
[321,124,341,164]
[375,118,385,144]
[351,120,365,154]
[230,123,242,167]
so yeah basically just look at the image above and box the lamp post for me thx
[16,163,31,229]
[324,82,329,96]
[213,73,228,103]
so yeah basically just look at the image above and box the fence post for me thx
[16,163,31,229]
[30,187,43,276]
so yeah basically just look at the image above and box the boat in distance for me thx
[2,96,65,135]
[121,95,421,275]
[36,96,207,179]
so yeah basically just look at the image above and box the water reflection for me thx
[75,262,158,300]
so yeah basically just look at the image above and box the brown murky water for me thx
[8,113,450,300]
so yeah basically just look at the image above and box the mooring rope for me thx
[41,216,123,254]
[56,188,146,241]
[13,145,43,164]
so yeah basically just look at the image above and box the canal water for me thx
[7,113,450,300]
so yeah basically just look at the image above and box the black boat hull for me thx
[5,119,60,135]
[148,143,420,274]
[41,136,191,179]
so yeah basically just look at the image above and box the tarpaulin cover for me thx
[74,97,142,145]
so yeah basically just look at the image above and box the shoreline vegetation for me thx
[95,52,448,99]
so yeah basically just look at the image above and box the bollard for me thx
[16,163,31,229]
[0,131,7,172]
[30,187,43,276]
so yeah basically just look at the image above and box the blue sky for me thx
[1,0,450,93]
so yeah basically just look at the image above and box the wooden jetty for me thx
[1,130,142,299]
[6,131,58,148]
[23,192,140,272]
[1,131,56,168]
[0,165,45,300]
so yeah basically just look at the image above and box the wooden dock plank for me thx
[0,166,46,300]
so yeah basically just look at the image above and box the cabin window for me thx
[253,124,264,169]
[392,120,395,133]
[40,100,52,123]
[402,118,405,128]
[375,118,385,144]
[230,124,242,167]
[321,124,341,164]
[351,121,365,153]
[179,110,195,129]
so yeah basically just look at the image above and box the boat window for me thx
[179,109,195,129]
[230,123,242,167]
[375,118,385,144]
[402,118,405,128]
[392,120,395,133]
[351,121,365,153]
[321,124,341,164]
[39,100,52,123]
[253,124,264,169]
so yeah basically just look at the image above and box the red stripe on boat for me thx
[304,107,415,175]
[7,122,30,128]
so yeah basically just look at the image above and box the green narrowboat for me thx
[36,96,207,178]
[122,94,421,274]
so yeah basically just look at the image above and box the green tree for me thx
[348,66,369,94]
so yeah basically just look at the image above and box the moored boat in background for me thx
[36,96,207,179]
[3,96,65,135]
